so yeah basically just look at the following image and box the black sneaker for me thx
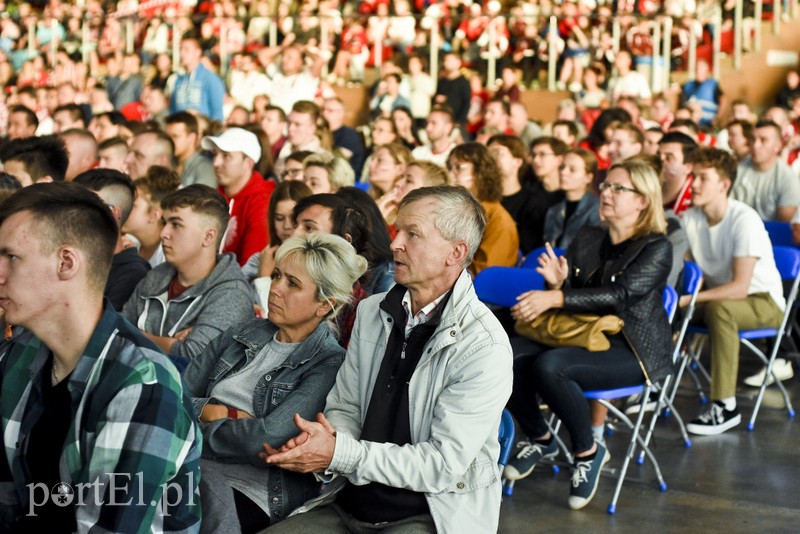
[568,441,608,510]
[503,439,559,481]
[686,401,741,435]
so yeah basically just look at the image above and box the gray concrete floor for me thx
[498,358,800,533]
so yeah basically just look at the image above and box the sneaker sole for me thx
[686,413,742,436]
[624,401,658,416]
[568,448,608,511]
[743,369,793,388]
[503,450,559,481]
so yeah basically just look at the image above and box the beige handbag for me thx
[515,310,624,352]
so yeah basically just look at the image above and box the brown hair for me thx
[448,142,503,203]
[268,180,312,244]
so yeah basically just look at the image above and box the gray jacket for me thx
[291,270,513,534]
[182,151,217,188]
[122,253,256,360]
[543,194,602,250]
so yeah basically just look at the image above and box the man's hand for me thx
[259,413,336,473]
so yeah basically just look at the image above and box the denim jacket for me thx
[183,318,344,521]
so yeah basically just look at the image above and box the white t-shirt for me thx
[610,71,652,100]
[732,157,800,221]
[411,143,455,167]
[683,200,785,310]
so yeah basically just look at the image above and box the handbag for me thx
[514,310,624,352]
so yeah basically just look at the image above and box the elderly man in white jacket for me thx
[261,185,513,533]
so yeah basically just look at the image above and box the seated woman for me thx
[446,142,519,275]
[543,148,602,249]
[504,160,673,510]
[184,233,368,533]
[241,180,313,306]
[302,153,356,194]
[367,142,412,206]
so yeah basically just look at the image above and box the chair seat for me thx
[584,385,645,400]
[686,325,778,339]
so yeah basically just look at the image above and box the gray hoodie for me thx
[122,253,256,360]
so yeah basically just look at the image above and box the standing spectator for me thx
[107,53,143,110]
[202,127,276,265]
[682,60,723,129]
[406,54,435,129]
[434,52,472,130]
[165,112,217,188]
[229,53,271,111]
[171,36,226,121]
[609,49,652,104]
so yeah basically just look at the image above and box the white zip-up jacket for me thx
[293,270,513,533]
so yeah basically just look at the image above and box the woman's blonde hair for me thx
[303,153,355,192]
[405,160,448,186]
[274,233,368,319]
[609,159,667,237]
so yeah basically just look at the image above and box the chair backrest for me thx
[663,285,678,323]
[764,221,794,248]
[473,267,545,308]
[681,261,703,297]
[772,246,800,282]
[498,409,515,467]
[520,246,566,270]
[353,181,370,192]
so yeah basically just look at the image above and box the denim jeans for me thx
[506,335,645,454]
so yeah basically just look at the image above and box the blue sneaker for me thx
[568,441,608,510]
[503,439,559,481]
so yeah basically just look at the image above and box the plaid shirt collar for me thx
[401,290,448,337]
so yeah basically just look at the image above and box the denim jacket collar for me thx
[230,318,332,369]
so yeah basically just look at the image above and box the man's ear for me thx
[148,206,163,224]
[56,246,82,282]
[343,232,353,244]
[35,175,54,184]
[109,205,123,225]
[202,225,219,248]
[446,240,469,268]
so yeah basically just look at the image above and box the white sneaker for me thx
[743,359,795,387]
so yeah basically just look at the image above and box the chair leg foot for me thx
[747,422,755,431]
[608,503,617,515]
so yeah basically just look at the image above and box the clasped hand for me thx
[260,413,336,474]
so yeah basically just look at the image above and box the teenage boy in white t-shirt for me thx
[681,147,786,435]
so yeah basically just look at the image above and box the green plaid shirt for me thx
[0,306,202,532]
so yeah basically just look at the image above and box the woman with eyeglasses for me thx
[504,160,673,511]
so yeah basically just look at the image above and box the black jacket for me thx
[561,226,673,383]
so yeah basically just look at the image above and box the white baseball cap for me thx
[201,128,262,163]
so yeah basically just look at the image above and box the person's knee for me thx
[704,299,738,329]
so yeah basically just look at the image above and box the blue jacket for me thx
[170,63,226,121]
[183,318,345,521]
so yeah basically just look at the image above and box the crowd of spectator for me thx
[0,0,799,532]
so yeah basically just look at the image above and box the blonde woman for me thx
[302,153,355,194]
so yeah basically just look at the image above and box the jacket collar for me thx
[231,318,335,369]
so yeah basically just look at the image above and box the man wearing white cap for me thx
[202,127,275,266]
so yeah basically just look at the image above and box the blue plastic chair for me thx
[520,246,566,270]
[473,267,545,308]
[684,246,800,430]
[581,285,677,514]
[498,409,515,468]
[764,221,794,248]
[353,181,371,192]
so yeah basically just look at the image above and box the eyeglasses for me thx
[599,182,641,195]
[281,168,303,179]
[530,151,555,159]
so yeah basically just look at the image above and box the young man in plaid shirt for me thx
[0,182,201,532]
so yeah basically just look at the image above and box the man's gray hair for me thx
[398,185,487,268]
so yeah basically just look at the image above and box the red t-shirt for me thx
[218,171,275,266]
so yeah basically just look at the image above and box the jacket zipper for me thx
[621,328,651,386]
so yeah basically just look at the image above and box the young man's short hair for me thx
[429,104,455,123]
[726,119,754,140]
[161,185,230,247]
[529,136,569,156]
[166,111,200,136]
[98,136,129,152]
[9,105,38,129]
[264,105,287,123]
[658,131,697,161]
[73,168,136,225]
[670,118,699,135]
[54,104,86,127]
[753,119,782,139]
[688,146,738,191]
[553,120,580,139]
[611,121,645,144]
[486,133,527,161]
[0,182,118,291]
[0,135,69,182]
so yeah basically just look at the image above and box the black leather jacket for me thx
[561,226,673,383]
